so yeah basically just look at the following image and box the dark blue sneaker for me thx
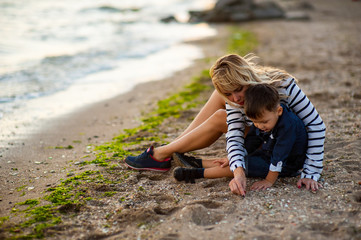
[125,146,171,172]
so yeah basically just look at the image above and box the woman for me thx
[125,54,326,195]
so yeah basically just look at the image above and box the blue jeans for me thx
[244,132,305,178]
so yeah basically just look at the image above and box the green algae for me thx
[1,171,102,239]
[3,69,212,239]
[87,69,211,166]
[5,205,61,239]
[16,185,27,192]
[102,191,117,197]
[0,216,9,227]
[16,199,40,210]
[54,145,74,149]
[228,27,258,56]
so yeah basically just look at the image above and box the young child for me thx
[174,83,308,190]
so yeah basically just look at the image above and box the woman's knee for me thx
[209,89,226,108]
[211,109,227,132]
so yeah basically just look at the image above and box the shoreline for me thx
[0,36,215,151]
[0,25,229,215]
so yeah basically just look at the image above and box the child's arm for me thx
[251,171,279,190]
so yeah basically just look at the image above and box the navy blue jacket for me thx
[255,104,308,172]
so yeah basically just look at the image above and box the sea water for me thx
[0,0,216,146]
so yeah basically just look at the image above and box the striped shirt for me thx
[226,77,326,181]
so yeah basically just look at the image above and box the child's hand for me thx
[212,158,229,168]
[251,180,273,190]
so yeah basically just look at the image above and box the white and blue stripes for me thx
[226,78,326,181]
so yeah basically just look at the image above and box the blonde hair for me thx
[210,54,295,106]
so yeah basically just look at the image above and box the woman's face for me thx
[223,85,249,106]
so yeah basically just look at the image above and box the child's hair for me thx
[244,83,280,119]
[210,53,294,106]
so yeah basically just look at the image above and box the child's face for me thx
[223,85,249,106]
[249,105,283,132]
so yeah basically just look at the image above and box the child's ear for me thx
[277,105,283,116]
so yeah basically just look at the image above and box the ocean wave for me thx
[80,5,141,13]
[0,0,216,124]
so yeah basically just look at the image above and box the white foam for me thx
[0,37,216,147]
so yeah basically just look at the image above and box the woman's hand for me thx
[229,167,247,196]
[297,178,322,191]
[213,158,229,168]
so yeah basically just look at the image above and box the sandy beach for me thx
[1,0,360,239]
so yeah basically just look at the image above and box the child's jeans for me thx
[244,132,305,178]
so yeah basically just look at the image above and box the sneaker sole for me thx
[173,153,193,168]
[125,162,170,172]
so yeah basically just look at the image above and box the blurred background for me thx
[0,0,216,140]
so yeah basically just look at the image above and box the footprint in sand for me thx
[159,233,180,240]
[178,204,224,226]
[116,208,160,224]
[298,222,339,237]
[154,205,179,215]
[338,140,361,175]
[353,191,361,203]
[133,171,170,182]
[188,199,223,209]
[340,160,360,173]
[173,200,225,226]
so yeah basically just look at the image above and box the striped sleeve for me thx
[281,78,326,181]
[225,103,252,172]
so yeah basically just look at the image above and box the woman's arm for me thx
[282,78,326,182]
[225,103,252,172]
[225,103,252,196]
